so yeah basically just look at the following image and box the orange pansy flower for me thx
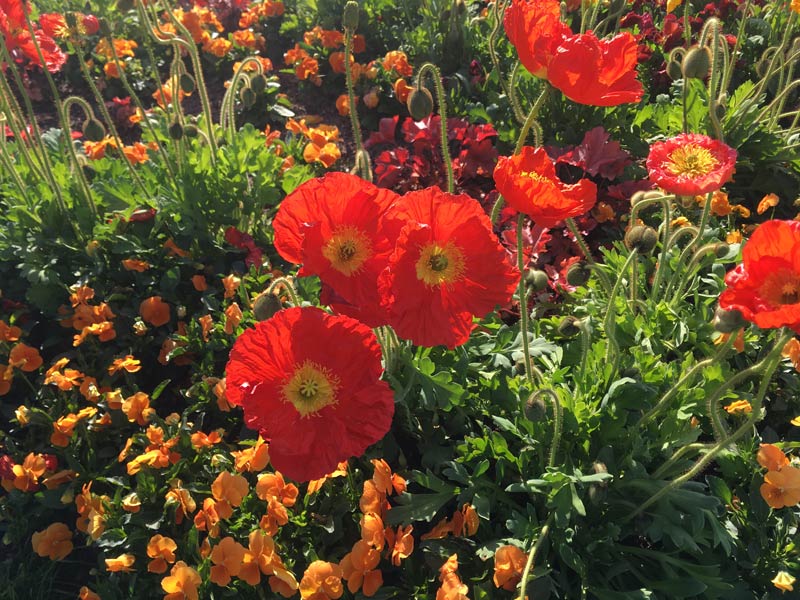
[9,343,43,372]
[761,466,800,509]
[212,471,249,508]
[140,296,171,327]
[341,540,382,596]
[493,545,527,591]
[105,553,136,572]
[147,534,177,574]
[108,355,141,375]
[210,537,246,587]
[299,561,344,600]
[31,523,73,560]
[122,258,150,272]
[162,561,202,600]
[758,444,790,471]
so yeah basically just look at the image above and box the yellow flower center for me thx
[760,270,800,306]
[282,361,339,417]
[415,241,466,287]
[665,144,718,178]
[322,225,372,276]
[520,170,547,182]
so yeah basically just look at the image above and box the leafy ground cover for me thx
[1,0,800,598]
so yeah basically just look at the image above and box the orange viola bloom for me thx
[724,400,752,416]
[360,513,384,550]
[307,461,348,495]
[382,50,412,77]
[191,430,223,450]
[224,302,243,335]
[0,320,21,342]
[223,274,241,299]
[758,444,790,471]
[192,275,208,291]
[147,534,178,574]
[31,523,73,560]
[335,94,350,117]
[757,193,779,215]
[493,545,527,591]
[761,466,800,509]
[78,587,101,600]
[385,525,414,566]
[140,296,171,327]
[122,392,154,426]
[199,314,214,342]
[393,78,411,104]
[165,481,197,524]
[211,471,249,508]
[210,537,247,586]
[255,472,299,507]
[299,561,344,600]
[108,355,141,374]
[122,259,150,272]
[436,554,469,600]
[232,436,271,472]
[162,561,202,600]
[494,146,598,228]
[10,452,47,492]
[341,540,382,596]
[9,343,43,372]
[164,238,191,258]
[105,553,136,572]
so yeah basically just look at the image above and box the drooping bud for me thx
[524,269,549,292]
[250,74,267,94]
[714,242,730,258]
[565,262,590,287]
[82,118,105,142]
[183,124,199,138]
[343,1,360,30]
[682,45,711,79]
[666,48,685,80]
[624,225,658,253]
[524,391,548,422]
[240,86,256,108]
[557,316,582,337]
[97,17,111,37]
[407,86,434,121]
[712,306,746,333]
[253,292,283,321]
[168,121,184,140]
[179,74,196,94]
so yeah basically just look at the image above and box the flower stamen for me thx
[283,361,339,417]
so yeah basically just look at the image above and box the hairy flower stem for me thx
[637,332,736,428]
[651,443,713,480]
[415,63,454,193]
[669,242,722,307]
[538,389,563,468]
[0,67,45,177]
[487,0,526,125]
[517,514,554,600]
[602,250,638,376]
[266,277,301,308]
[343,27,370,181]
[629,329,793,520]
[566,218,613,294]
[516,217,544,394]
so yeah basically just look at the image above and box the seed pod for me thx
[343,1,359,30]
[557,316,581,337]
[712,306,746,333]
[168,121,184,140]
[524,269,549,292]
[682,45,711,79]
[624,225,658,253]
[180,74,196,94]
[82,118,105,142]
[253,292,283,321]
[250,74,267,94]
[565,262,590,287]
[407,86,434,121]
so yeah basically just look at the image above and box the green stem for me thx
[652,443,712,480]
[566,218,613,294]
[602,251,638,376]
[516,216,538,393]
[267,277,301,307]
[648,197,673,302]
[344,27,368,180]
[416,63,453,193]
[513,84,550,154]
[517,514,554,600]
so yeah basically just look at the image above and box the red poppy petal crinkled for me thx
[503,0,568,79]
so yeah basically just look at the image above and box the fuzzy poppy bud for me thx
[407,86,434,121]
[179,74,196,94]
[97,18,111,37]
[588,461,608,505]
[116,0,134,11]
[183,124,199,138]
[557,316,581,337]
[253,292,283,321]
[712,306,745,334]
[524,392,548,422]
[666,48,685,81]
[168,121,184,140]
[714,242,730,258]
[240,86,256,108]
[343,1,360,30]
[524,269,549,292]
[565,262,590,287]
[250,74,267,94]
[624,225,658,253]
[82,118,105,142]
[682,45,711,80]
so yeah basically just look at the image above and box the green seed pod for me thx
[557,316,581,337]
[253,293,283,322]
[343,1,360,30]
[82,118,105,142]
[524,392,548,422]
[179,74,196,94]
[240,86,257,108]
[168,121,184,140]
[250,74,267,94]
[713,306,746,334]
[565,262,590,287]
[682,45,711,79]
[183,124,199,138]
[624,225,658,253]
[406,86,434,121]
[524,269,549,292]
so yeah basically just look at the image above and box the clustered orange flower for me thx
[76,483,109,540]
[286,118,342,168]
[94,37,138,78]
[31,522,73,560]
[421,504,479,540]
[493,545,527,591]
[436,554,470,600]
[124,425,181,475]
[239,0,284,28]
[256,471,299,535]
[758,444,800,509]
[284,43,322,85]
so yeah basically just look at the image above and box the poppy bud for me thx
[524,269,549,292]
[588,461,608,505]
[631,190,666,208]
[82,118,105,142]
[97,17,111,37]
[524,391,548,422]
[250,74,267,94]
[682,46,711,80]
[65,12,78,28]
[407,86,434,121]
[116,0,134,11]
[714,242,729,258]
[620,366,640,380]
[557,316,581,337]
[343,1,359,30]
[712,306,745,333]
[180,74,196,94]
[253,292,283,321]
[183,124,199,138]
[565,262,590,287]
[624,225,658,253]
[240,86,256,108]
[666,48,685,81]
[168,121,184,140]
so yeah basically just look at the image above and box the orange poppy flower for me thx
[140,296,171,327]
[761,467,800,508]
[9,343,43,372]
[378,187,520,348]
[162,561,202,600]
[225,307,395,482]
[493,545,527,591]
[720,220,800,332]
[106,553,136,572]
[299,561,344,600]
[494,146,597,227]
[31,523,73,560]
[647,133,737,196]
[210,537,247,586]
[147,534,178,574]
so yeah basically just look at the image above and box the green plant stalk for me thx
[578,319,591,388]
[0,145,35,205]
[651,443,713,480]
[668,242,721,307]
[760,78,800,126]
[72,47,153,201]
[105,34,178,184]
[629,328,793,519]
[602,250,638,375]
[539,388,563,468]
[0,66,45,178]
[750,11,796,101]
[517,513,554,600]
[487,0,526,125]
[719,0,751,96]
[637,332,736,427]
[266,277,301,307]
[516,215,535,394]
[344,27,370,181]
[221,57,263,137]
[416,63,454,193]
[666,192,713,302]
[566,218,613,294]
[647,197,673,301]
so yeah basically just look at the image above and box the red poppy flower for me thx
[646,133,737,196]
[272,173,404,327]
[0,1,66,72]
[504,0,642,106]
[719,220,800,333]
[378,187,519,349]
[225,307,394,482]
[493,146,597,228]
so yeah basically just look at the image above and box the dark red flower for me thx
[378,187,519,348]
[646,133,737,196]
[493,146,597,228]
[225,307,395,482]
[272,173,403,327]
[719,220,800,333]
